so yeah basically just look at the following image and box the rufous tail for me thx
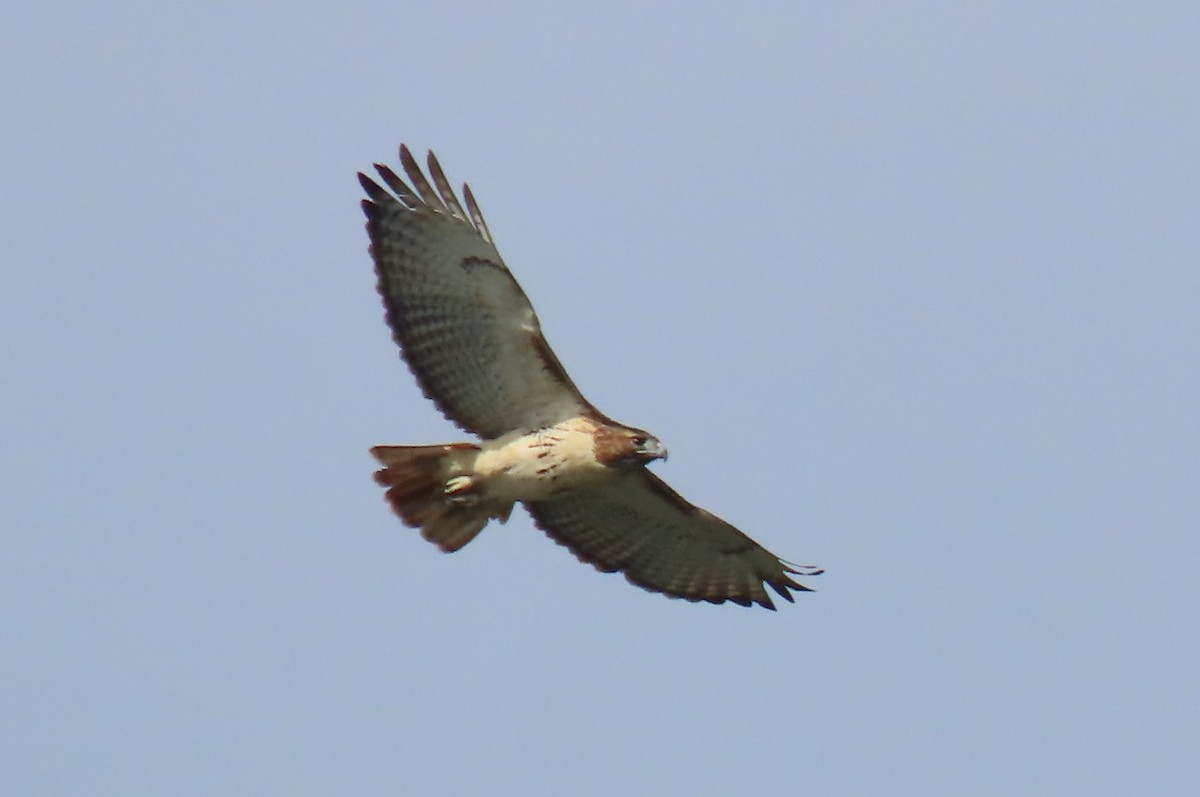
[370,444,490,552]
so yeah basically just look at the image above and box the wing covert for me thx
[360,146,595,438]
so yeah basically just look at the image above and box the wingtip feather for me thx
[426,150,468,219]
[398,144,443,210]
[358,170,385,198]
[462,183,493,243]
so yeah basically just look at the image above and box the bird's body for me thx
[359,145,822,609]
[472,417,617,501]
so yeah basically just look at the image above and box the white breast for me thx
[473,418,608,502]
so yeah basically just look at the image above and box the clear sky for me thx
[3,3,1198,795]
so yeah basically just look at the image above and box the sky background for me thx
[3,2,1198,794]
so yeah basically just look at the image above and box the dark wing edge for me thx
[525,471,823,610]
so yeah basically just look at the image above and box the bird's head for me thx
[593,425,668,469]
[632,432,668,463]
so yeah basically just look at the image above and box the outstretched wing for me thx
[360,145,596,439]
[525,471,823,610]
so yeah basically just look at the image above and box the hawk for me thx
[359,145,822,609]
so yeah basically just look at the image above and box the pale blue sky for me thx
[3,3,1198,794]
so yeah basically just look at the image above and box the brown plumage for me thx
[360,145,822,609]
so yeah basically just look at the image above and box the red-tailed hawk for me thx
[359,145,822,609]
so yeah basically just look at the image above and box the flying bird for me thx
[359,145,822,609]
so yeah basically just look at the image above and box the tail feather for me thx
[370,444,492,553]
[421,511,489,553]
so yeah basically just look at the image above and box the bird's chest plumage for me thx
[473,419,607,502]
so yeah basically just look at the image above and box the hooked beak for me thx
[638,436,668,462]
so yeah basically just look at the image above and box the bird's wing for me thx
[360,146,597,438]
[525,471,822,609]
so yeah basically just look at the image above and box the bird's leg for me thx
[444,475,481,506]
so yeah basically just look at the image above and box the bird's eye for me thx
[632,436,646,447]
